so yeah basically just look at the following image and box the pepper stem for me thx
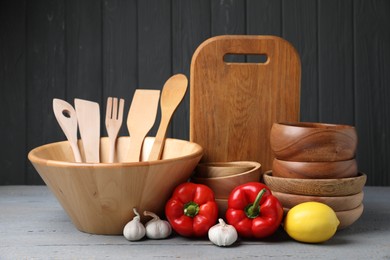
[184,201,200,217]
[245,188,267,219]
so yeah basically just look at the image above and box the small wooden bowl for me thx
[284,204,364,230]
[263,171,366,196]
[191,162,261,199]
[270,122,357,162]
[194,161,259,178]
[273,191,364,211]
[215,198,229,218]
[28,137,203,235]
[272,158,358,179]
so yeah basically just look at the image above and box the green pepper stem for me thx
[184,201,200,217]
[245,188,267,219]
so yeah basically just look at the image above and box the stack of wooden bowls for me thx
[265,122,366,229]
[191,161,262,217]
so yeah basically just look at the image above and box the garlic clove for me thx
[123,208,146,241]
[144,210,172,239]
[208,218,238,247]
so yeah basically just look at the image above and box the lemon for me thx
[284,202,340,243]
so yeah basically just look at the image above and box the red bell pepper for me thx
[226,182,283,239]
[165,182,218,237]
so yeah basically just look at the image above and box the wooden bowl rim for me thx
[275,121,356,130]
[28,137,204,168]
[273,157,357,166]
[191,161,261,180]
[263,170,366,183]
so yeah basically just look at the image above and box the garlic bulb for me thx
[144,211,172,239]
[208,218,238,247]
[123,208,146,241]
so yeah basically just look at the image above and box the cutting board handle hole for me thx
[223,54,268,64]
[62,109,71,118]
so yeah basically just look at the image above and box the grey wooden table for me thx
[0,185,389,259]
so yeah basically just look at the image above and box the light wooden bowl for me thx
[283,204,364,230]
[270,122,357,162]
[191,162,261,199]
[273,191,364,211]
[28,137,203,235]
[272,158,358,179]
[263,171,366,196]
[194,161,259,178]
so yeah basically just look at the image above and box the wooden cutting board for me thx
[190,35,301,172]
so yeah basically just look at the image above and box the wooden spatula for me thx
[126,89,160,162]
[52,99,82,163]
[75,98,100,163]
[148,74,188,161]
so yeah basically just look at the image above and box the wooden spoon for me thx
[52,98,82,162]
[75,98,100,163]
[126,89,160,162]
[148,74,188,161]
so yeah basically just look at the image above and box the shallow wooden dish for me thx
[273,191,364,211]
[263,171,366,196]
[270,122,357,162]
[194,161,259,178]
[272,158,358,179]
[284,204,364,230]
[28,137,203,235]
[191,162,261,199]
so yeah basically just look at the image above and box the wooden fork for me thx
[105,97,125,163]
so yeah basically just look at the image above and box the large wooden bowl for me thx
[28,137,203,235]
[191,162,261,199]
[270,122,357,162]
[272,158,358,179]
[273,191,364,211]
[263,171,366,196]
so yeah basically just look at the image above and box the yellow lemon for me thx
[284,202,340,243]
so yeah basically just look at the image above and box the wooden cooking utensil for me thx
[190,35,301,171]
[52,98,82,163]
[105,97,125,163]
[148,74,188,161]
[126,89,160,162]
[75,98,100,163]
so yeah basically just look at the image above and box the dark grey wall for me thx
[1,0,389,185]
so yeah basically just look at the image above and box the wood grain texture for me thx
[282,0,318,122]
[171,0,211,140]
[190,35,301,171]
[354,0,390,186]
[102,0,138,137]
[65,0,102,103]
[28,137,203,234]
[138,0,171,137]
[318,0,354,124]
[26,0,66,184]
[1,0,390,186]
[0,0,26,184]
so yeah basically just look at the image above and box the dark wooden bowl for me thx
[272,158,358,179]
[270,122,357,162]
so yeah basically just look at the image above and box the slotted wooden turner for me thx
[190,35,301,172]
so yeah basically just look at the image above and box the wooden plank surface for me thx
[172,0,211,140]
[26,0,66,184]
[1,0,389,186]
[1,185,389,258]
[0,0,26,185]
[102,0,138,137]
[318,0,354,124]
[282,0,319,122]
[354,0,390,185]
